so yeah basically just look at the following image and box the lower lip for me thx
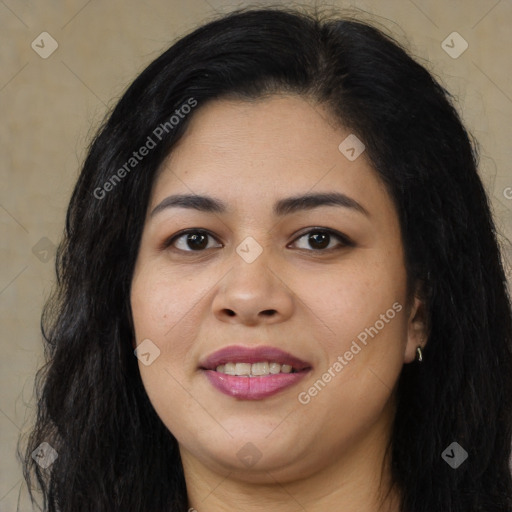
[202,370,309,400]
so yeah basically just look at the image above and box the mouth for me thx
[199,345,312,400]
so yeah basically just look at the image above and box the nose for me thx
[212,246,295,326]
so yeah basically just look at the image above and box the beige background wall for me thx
[1,0,511,510]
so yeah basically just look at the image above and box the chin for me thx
[185,430,308,476]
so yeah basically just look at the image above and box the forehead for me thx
[150,95,392,218]
[162,95,344,171]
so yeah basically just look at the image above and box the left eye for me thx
[290,229,352,251]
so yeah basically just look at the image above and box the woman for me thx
[21,6,512,512]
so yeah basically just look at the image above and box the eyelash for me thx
[162,227,354,255]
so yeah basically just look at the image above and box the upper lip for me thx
[199,345,312,371]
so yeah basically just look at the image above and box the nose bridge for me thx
[228,235,275,292]
[212,234,294,324]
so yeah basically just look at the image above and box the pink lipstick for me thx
[199,345,312,400]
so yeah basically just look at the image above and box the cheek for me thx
[302,268,407,391]
[298,261,406,351]
[130,265,203,435]
[130,263,209,407]
[131,263,201,341]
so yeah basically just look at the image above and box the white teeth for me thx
[251,362,269,376]
[224,362,236,375]
[235,362,251,376]
[269,362,281,374]
[214,361,296,376]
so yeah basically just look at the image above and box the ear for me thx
[404,292,429,364]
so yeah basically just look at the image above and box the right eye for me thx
[163,229,223,253]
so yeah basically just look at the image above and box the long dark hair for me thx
[20,6,512,511]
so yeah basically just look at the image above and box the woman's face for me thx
[130,95,426,483]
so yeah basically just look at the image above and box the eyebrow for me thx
[150,192,369,218]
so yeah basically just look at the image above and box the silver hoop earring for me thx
[415,346,423,362]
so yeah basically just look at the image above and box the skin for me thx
[130,95,427,512]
